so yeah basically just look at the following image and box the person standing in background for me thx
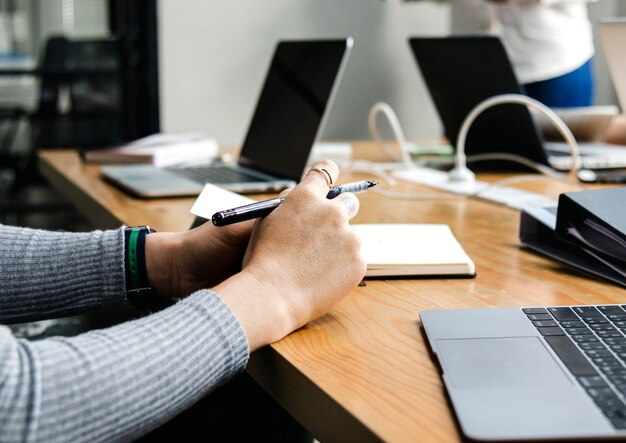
[404,0,626,145]
[419,0,597,107]
[448,0,626,145]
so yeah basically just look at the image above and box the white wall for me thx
[158,0,449,144]
[158,1,625,145]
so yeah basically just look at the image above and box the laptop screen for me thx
[238,39,350,181]
[409,36,550,166]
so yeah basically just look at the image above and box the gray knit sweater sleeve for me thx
[0,225,250,442]
[0,225,127,323]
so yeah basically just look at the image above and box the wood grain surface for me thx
[39,145,622,442]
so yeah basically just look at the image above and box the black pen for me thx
[212,180,378,227]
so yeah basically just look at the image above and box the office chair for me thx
[35,37,124,150]
[1,36,124,225]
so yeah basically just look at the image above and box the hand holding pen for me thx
[216,162,368,348]
[212,179,378,226]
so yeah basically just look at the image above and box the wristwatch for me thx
[124,226,156,308]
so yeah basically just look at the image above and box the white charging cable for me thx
[367,102,414,168]
[452,93,587,184]
[362,97,589,201]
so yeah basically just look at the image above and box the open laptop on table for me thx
[421,305,626,440]
[102,38,353,197]
[409,36,626,176]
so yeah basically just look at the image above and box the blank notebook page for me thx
[351,224,475,277]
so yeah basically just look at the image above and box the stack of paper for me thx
[82,133,218,167]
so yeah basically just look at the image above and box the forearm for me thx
[0,290,249,443]
[0,225,127,323]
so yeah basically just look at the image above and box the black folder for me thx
[556,187,626,266]
[519,187,626,288]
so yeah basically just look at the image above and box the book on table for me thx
[351,224,475,277]
[82,132,218,167]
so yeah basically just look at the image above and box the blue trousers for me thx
[523,59,594,108]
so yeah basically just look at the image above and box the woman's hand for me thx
[143,160,366,351]
[215,160,367,350]
[144,216,255,299]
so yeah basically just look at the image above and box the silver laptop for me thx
[421,305,626,440]
[409,37,626,175]
[102,38,353,198]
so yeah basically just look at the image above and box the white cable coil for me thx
[452,93,584,184]
[362,95,587,202]
[368,102,414,168]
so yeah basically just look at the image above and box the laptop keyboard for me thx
[168,165,264,184]
[525,305,626,429]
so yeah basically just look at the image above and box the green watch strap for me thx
[128,227,141,290]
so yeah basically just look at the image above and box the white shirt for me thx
[449,0,595,84]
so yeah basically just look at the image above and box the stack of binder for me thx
[520,187,626,288]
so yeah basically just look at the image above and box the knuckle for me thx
[316,159,338,171]
[347,233,366,278]
[357,258,367,279]
[315,160,339,179]
[278,187,294,198]
[325,203,347,225]
[350,230,362,249]
[292,186,318,202]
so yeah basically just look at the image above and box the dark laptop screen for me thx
[238,40,349,181]
[409,36,550,166]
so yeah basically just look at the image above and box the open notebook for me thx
[351,224,475,277]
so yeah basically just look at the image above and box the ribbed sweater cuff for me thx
[0,225,126,323]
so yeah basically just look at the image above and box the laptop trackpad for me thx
[436,337,572,389]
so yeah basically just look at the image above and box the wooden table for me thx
[39,146,623,442]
